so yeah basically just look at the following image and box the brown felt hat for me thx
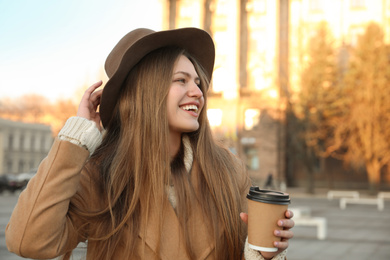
[100,27,215,128]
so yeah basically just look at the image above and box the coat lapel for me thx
[187,160,221,259]
[138,197,189,260]
[138,159,218,260]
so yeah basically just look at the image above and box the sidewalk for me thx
[285,188,390,260]
[1,189,389,260]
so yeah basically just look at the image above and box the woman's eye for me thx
[175,78,186,83]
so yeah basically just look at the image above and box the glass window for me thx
[20,133,25,150]
[244,147,259,170]
[8,134,14,150]
[30,135,36,151]
[18,160,24,173]
[350,0,365,8]
[246,0,267,14]
[309,0,323,12]
[207,109,223,127]
[7,160,13,173]
[244,108,261,130]
[349,27,364,46]
[40,136,46,151]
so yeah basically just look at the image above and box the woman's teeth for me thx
[181,105,198,113]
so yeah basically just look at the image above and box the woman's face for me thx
[167,55,204,136]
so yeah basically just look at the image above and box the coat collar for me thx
[138,137,217,260]
[182,135,193,174]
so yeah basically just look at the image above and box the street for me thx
[0,189,389,260]
[0,192,85,260]
[0,192,29,260]
[287,190,390,260]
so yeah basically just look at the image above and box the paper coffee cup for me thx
[247,186,290,252]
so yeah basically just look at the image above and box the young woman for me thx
[6,28,294,260]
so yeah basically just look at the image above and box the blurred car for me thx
[17,169,37,189]
[0,169,36,194]
[0,174,24,193]
[0,175,8,193]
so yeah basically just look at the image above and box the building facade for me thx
[0,118,53,175]
[160,0,390,188]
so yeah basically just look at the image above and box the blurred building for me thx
[161,0,390,189]
[0,118,52,175]
[161,0,287,186]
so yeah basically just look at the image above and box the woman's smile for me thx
[179,102,200,115]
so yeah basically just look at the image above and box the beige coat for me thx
[6,139,250,259]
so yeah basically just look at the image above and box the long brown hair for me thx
[67,46,250,259]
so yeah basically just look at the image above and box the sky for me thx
[0,0,162,100]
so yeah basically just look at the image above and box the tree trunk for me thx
[366,160,381,194]
[305,149,315,194]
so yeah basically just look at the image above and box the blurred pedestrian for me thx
[263,172,276,190]
[6,28,293,260]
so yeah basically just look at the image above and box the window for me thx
[30,135,36,151]
[207,109,223,127]
[40,136,46,151]
[349,27,364,46]
[8,134,14,150]
[7,160,13,173]
[350,0,365,8]
[29,161,35,169]
[244,109,261,130]
[309,0,323,12]
[244,147,259,170]
[18,160,25,173]
[246,0,267,14]
[20,133,25,151]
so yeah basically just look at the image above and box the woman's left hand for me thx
[77,81,103,131]
[240,210,294,259]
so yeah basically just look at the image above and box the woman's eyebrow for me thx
[173,71,200,80]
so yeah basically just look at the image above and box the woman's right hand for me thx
[77,81,103,131]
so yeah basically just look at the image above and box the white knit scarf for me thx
[167,135,193,208]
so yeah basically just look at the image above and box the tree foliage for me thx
[0,95,78,136]
[294,22,390,190]
[289,22,340,192]
[328,22,390,189]
[298,22,341,155]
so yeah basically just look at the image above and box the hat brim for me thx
[100,27,215,128]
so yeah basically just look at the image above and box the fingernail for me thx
[278,220,283,226]
[274,242,279,247]
[275,230,280,236]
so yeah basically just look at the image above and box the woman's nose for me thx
[188,82,203,98]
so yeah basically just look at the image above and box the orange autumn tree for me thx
[0,94,78,136]
[289,22,340,192]
[328,22,390,191]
